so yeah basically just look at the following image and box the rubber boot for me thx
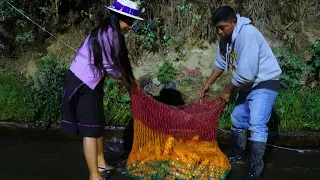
[228,130,247,163]
[243,141,267,180]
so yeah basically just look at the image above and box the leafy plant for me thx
[218,101,234,129]
[273,48,313,88]
[163,36,176,47]
[156,61,177,84]
[141,27,156,48]
[28,57,68,127]
[133,18,168,51]
[176,0,193,11]
[138,18,161,48]
[15,31,34,44]
[308,40,320,82]
[80,8,94,19]
[15,20,27,29]
[309,40,320,66]
[103,78,132,125]
[39,7,50,16]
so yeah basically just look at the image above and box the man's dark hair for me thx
[212,6,236,25]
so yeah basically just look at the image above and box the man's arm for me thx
[220,81,236,102]
[199,44,226,97]
[199,69,223,97]
[206,69,224,86]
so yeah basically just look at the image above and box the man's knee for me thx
[248,124,268,142]
[231,111,249,129]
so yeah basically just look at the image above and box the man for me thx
[199,6,282,179]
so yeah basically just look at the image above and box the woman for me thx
[61,1,143,180]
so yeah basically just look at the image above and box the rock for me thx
[142,69,153,74]
[152,77,161,86]
[163,82,176,89]
[191,49,203,54]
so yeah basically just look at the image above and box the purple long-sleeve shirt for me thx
[70,27,122,90]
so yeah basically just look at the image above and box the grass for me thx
[217,88,320,131]
[275,88,320,131]
[46,27,87,61]
[0,70,35,121]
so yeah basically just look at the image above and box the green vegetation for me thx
[275,89,320,131]
[0,70,35,121]
[27,57,68,126]
[0,57,132,126]
[1,49,319,131]
[156,61,177,84]
[0,0,319,132]
[103,78,132,125]
[273,48,313,88]
[218,89,320,131]
[308,40,320,88]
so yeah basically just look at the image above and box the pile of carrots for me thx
[127,135,231,179]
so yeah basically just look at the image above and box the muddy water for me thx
[0,128,319,180]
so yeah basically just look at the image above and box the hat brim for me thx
[106,6,144,21]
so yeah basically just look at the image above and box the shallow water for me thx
[0,131,319,180]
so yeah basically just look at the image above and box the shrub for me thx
[0,70,35,121]
[307,40,320,88]
[156,61,177,84]
[27,56,133,126]
[103,78,132,125]
[27,57,68,126]
[273,48,313,89]
[309,40,320,70]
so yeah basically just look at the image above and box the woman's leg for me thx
[83,137,101,180]
[97,136,108,168]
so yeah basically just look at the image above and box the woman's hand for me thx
[135,79,141,89]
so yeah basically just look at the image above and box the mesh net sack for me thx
[126,88,231,179]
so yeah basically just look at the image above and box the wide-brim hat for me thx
[106,0,144,21]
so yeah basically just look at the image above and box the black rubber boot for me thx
[243,141,267,180]
[228,130,247,163]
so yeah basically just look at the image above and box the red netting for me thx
[130,88,226,141]
[126,88,231,179]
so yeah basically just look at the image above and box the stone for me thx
[152,77,161,86]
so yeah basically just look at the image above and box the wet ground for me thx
[0,133,319,180]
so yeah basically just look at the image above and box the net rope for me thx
[126,88,231,179]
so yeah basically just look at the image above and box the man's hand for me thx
[219,90,231,102]
[198,69,223,97]
[198,83,211,97]
[219,82,236,102]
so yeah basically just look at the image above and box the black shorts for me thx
[61,71,106,138]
